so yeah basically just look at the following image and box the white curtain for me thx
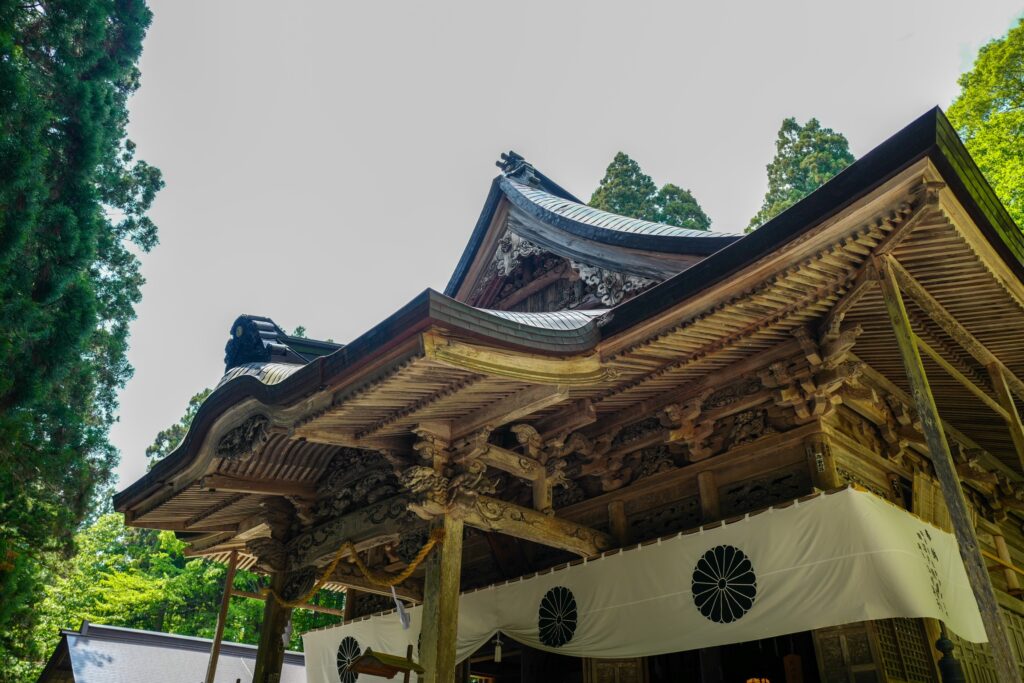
[303,487,985,683]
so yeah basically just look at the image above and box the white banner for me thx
[303,487,985,683]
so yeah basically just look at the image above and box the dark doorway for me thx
[467,638,582,683]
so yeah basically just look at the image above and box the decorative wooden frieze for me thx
[216,414,270,461]
[281,566,317,603]
[287,494,415,569]
[246,536,288,573]
[569,260,655,307]
[313,449,400,521]
[494,230,544,277]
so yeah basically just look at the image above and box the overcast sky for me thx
[111,1,1024,488]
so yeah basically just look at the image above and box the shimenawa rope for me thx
[263,527,444,608]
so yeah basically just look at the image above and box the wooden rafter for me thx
[914,335,1008,420]
[878,254,1020,681]
[885,255,1024,401]
[200,474,316,499]
[452,384,568,440]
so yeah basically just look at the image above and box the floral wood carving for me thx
[216,415,270,461]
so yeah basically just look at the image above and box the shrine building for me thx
[116,108,1024,683]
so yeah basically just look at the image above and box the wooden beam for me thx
[423,333,612,385]
[534,399,596,441]
[608,500,628,546]
[204,550,239,683]
[877,256,1019,682]
[200,474,316,499]
[914,335,1009,419]
[697,470,720,523]
[230,589,347,617]
[476,444,545,480]
[821,274,876,340]
[286,495,413,568]
[452,385,569,440]
[419,514,464,683]
[457,494,612,557]
[989,363,1024,473]
[873,188,941,256]
[886,255,1024,402]
[493,262,568,310]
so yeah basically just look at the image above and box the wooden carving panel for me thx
[627,495,700,539]
[717,465,812,517]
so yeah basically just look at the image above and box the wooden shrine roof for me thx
[115,107,1024,580]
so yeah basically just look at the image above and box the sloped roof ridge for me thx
[506,178,733,239]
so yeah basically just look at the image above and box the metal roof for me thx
[480,308,607,330]
[505,179,727,239]
[38,622,305,683]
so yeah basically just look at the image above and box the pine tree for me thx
[0,0,162,662]
[747,118,855,231]
[590,153,711,230]
[948,18,1024,231]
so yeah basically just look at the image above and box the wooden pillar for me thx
[252,572,295,683]
[608,500,629,546]
[205,550,239,683]
[805,434,841,490]
[988,362,1024,473]
[994,535,1021,594]
[419,514,464,683]
[697,470,720,523]
[878,256,1018,682]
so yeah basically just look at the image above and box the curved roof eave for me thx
[113,292,606,513]
[500,178,740,256]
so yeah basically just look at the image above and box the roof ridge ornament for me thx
[496,150,540,187]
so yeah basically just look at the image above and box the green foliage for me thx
[589,152,711,230]
[13,514,346,679]
[0,0,162,669]
[292,325,307,338]
[146,389,213,467]
[747,117,855,231]
[948,18,1024,230]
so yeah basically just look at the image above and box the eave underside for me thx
[122,160,1024,594]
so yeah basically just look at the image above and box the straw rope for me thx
[263,527,444,608]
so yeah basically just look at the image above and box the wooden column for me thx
[994,535,1022,594]
[805,434,841,490]
[205,550,239,683]
[419,513,464,683]
[878,257,1018,682]
[608,500,629,546]
[988,362,1024,472]
[252,572,295,683]
[697,470,720,523]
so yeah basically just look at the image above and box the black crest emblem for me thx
[336,636,361,683]
[538,586,577,647]
[691,545,757,623]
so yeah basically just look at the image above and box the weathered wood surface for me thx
[204,550,239,683]
[419,515,464,683]
[200,474,316,499]
[887,256,1024,401]
[878,255,1019,683]
[287,494,413,568]
[251,572,294,683]
[456,494,612,557]
[988,362,1024,472]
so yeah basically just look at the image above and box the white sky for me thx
[112,1,1024,488]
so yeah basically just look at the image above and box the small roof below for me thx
[36,622,305,683]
